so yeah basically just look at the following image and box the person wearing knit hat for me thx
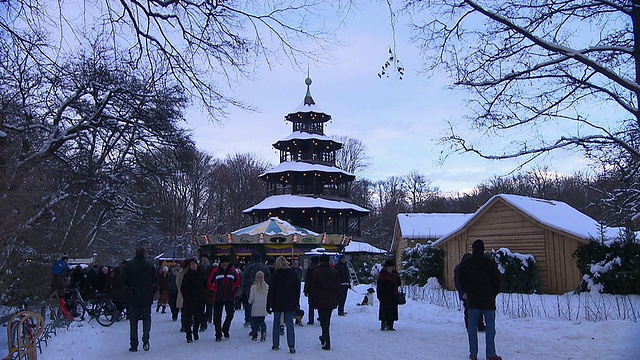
[472,239,485,253]
[454,253,486,333]
[457,240,502,360]
[123,246,158,352]
[377,258,401,331]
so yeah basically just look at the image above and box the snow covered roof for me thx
[289,101,327,115]
[392,213,473,252]
[432,194,614,246]
[304,247,339,256]
[232,217,319,236]
[260,161,354,177]
[396,213,474,239]
[286,77,331,117]
[276,131,334,143]
[243,194,370,213]
[343,240,386,254]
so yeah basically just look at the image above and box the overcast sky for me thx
[185,3,590,193]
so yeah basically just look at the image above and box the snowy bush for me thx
[399,243,443,286]
[489,248,542,294]
[350,254,385,284]
[573,233,640,295]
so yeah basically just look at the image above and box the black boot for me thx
[380,321,386,331]
[322,339,331,350]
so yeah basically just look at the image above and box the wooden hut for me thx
[433,194,616,295]
[391,213,472,268]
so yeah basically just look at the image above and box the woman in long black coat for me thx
[307,255,339,350]
[377,259,401,331]
[266,256,300,353]
[180,258,206,343]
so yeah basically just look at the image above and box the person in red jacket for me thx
[207,255,240,342]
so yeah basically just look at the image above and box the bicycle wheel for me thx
[95,302,117,327]
[66,298,87,320]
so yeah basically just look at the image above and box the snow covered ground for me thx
[3,284,639,360]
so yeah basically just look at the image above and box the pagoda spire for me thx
[304,76,315,106]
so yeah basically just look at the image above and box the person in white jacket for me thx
[248,271,269,341]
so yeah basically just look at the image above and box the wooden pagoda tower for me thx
[243,77,369,237]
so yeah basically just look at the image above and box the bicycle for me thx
[65,287,117,327]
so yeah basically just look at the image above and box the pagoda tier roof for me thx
[273,131,342,152]
[259,161,355,178]
[289,101,328,116]
[286,77,331,122]
[276,131,337,143]
[243,194,370,214]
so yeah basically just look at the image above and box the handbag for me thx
[396,288,406,305]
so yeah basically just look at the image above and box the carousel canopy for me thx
[232,217,319,237]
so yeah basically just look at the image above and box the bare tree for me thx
[404,170,438,212]
[333,135,371,175]
[204,153,269,233]
[383,0,640,223]
[400,0,639,164]
[1,0,345,119]
[0,45,191,276]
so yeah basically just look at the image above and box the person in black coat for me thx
[84,265,98,299]
[334,255,350,316]
[123,247,158,352]
[308,255,339,350]
[303,256,319,325]
[181,258,206,343]
[108,266,127,318]
[377,259,401,331]
[266,256,300,353]
[167,262,181,321]
[458,239,502,360]
[454,253,486,332]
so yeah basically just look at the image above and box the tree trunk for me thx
[633,0,640,126]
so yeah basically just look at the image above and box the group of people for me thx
[49,255,129,316]
[53,239,502,359]
[121,248,404,354]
